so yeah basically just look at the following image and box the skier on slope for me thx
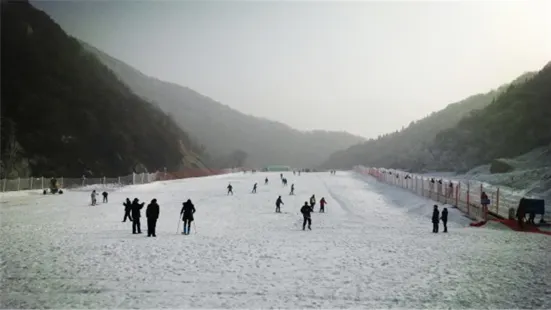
[146,199,160,237]
[301,201,313,230]
[275,196,284,213]
[441,207,448,233]
[432,205,440,233]
[265,177,269,185]
[319,197,327,213]
[122,198,133,222]
[227,183,233,195]
[102,191,108,203]
[309,195,316,209]
[289,184,295,195]
[131,198,145,234]
[180,199,196,235]
[252,183,257,194]
[91,190,98,206]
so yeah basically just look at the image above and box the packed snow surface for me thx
[1,172,550,309]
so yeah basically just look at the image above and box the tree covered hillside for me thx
[0,1,204,178]
[432,62,551,172]
[82,43,365,168]
[320,71,536,171]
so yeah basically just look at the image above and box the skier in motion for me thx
[252,183,257,194]
[275,196,284,213]
[289,184,295,195]
[301,201,313,230]
[227,183,233,195]
[319,197,327,213]
[180,199,196,235]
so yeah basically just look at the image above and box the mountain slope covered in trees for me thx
[431,62,551,172]
[0,1,204,178]
[321,71,538,171]
[82,43,365,168]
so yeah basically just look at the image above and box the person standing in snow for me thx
[319,197,327,213]
[310,195,316,209]
[146,199,160,237]
[102,191,108,203]
[180,199,196,235]
[252,183,257,194]
[275,196,284,213]
[301,201,313,230]
[91,190,98,206]
[432,205,440,233]
[227,183,233,195]
[441,207,448,233]
[289,184,295,195]
[122,198,133,222]
[265,177,269,185]
[131,198,144,234]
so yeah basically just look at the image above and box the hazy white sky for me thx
[33,0,551,138]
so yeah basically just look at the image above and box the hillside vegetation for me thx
[0,1,204,178]
[82,43,365,168]
[432,62,551,171]
[321,71,538,171]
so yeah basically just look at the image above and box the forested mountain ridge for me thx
[82,43,366,168]
[320,71,538,171]
[0,1,204,178]
[431,62,551,172]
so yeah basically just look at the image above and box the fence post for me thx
[422,178,425,197]
[41,177,44,189]
[455,183,459,207]
[30,177,33,189]
[132,173,135,185]
[61,177,64,188]
[496,187,500,217]
[103,176,106,185]
[17,177,21,191]
[2,179,6,192]
[467,182,470,217]
[118,176,121,184]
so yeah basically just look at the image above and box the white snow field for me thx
[1,171,550,309]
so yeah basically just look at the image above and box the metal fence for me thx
[0,168,242,193]
[355,165,532,222]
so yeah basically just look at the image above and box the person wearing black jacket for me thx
[102,191,108,203]
[432,205,439,233]
[275,196,284,213]
[301,202,313,230]
[131,198,145,234]
[441,207,448,233]
[180,199,196,235]
[122,198,133,222]
[146,199,160,237]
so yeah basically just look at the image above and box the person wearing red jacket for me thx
[319,197,327,213]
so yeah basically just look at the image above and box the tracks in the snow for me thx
[320,176,367,223]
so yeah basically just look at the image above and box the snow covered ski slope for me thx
[1,171,550,308]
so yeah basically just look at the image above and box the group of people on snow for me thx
[90,190,108,206]
[121,197,196,237]
[431,205,448,233]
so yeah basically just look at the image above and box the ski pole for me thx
[176,217,182,234]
